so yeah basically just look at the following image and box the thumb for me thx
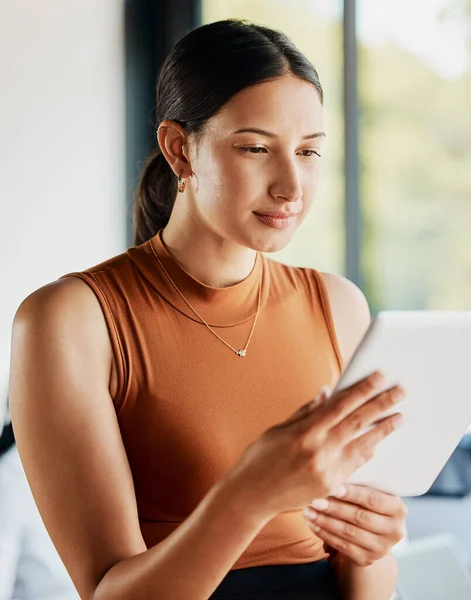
[306,386,331,410]
[282,386,331,427]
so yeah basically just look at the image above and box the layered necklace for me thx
[150,237,263,358]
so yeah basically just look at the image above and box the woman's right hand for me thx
[222,371,405,522]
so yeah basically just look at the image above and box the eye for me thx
[299,150,322,158]
[239,147,268,154]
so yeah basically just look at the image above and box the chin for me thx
[243,228,297,254]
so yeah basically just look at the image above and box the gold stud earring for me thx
[178,170,186,193]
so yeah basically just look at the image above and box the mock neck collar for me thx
[127,230,270,327]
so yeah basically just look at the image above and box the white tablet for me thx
[332,311,471,497]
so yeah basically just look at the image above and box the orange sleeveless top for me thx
[60,230,343,570]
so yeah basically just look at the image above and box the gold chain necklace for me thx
[151,240,263,357]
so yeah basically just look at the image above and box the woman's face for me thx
[185,73,325,253]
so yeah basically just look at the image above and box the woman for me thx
[9,19,406,600]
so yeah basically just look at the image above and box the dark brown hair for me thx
[133,18,323,246]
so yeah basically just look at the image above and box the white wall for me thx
[0,1,126,404]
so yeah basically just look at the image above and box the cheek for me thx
[191,153,224,205]
[303,179,319,203]
[304,162,322,193]
[206,153,260,205]
[219,152,259,185]
[298,172,320,217]
[191,157,241,219]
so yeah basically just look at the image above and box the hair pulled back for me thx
[133,18,323,246]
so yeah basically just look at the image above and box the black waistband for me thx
[210,560,341,599]
[0,422,15,458]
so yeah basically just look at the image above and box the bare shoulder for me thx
[320,272,370,320]
[15,276,108,334]
[14,276,114,388]
[320,272,371,366]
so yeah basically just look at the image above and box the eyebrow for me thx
[232,127,326,140]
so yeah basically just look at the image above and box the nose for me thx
[269,156,303,203]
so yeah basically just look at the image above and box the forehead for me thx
[209,74,324,136]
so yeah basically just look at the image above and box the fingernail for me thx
[393,414,404,428]
[332,485,347,498]
[320,386,332,399]
[309,387,331,410]
[303,507,318,520]
[392,386,406,402]
[372,371,386,386]
[310,498,329,511]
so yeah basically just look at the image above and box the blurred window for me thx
[358,0,471,313]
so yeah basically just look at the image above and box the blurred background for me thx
[1,0,471,598]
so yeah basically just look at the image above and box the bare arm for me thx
[9,279,270,600]
[94,479,270,600]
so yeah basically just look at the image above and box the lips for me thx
[253,212,298,230]
[254,211,299,218]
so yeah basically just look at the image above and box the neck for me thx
[161,219,258,288]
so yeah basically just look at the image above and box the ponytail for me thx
[133,148,177,246]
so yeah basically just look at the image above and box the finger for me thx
[323,543,339,560]
[307,497,391,534]
[344,412,404,471]
[308,526,378,568]
[304,510,384,554]
[331,385,405,446]
[330,485,407,518]
[312,371,388,430]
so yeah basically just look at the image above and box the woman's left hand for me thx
[303,484,407,568]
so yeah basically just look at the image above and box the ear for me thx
[157,120,192,178]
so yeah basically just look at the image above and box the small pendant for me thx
[236,349,247,357]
